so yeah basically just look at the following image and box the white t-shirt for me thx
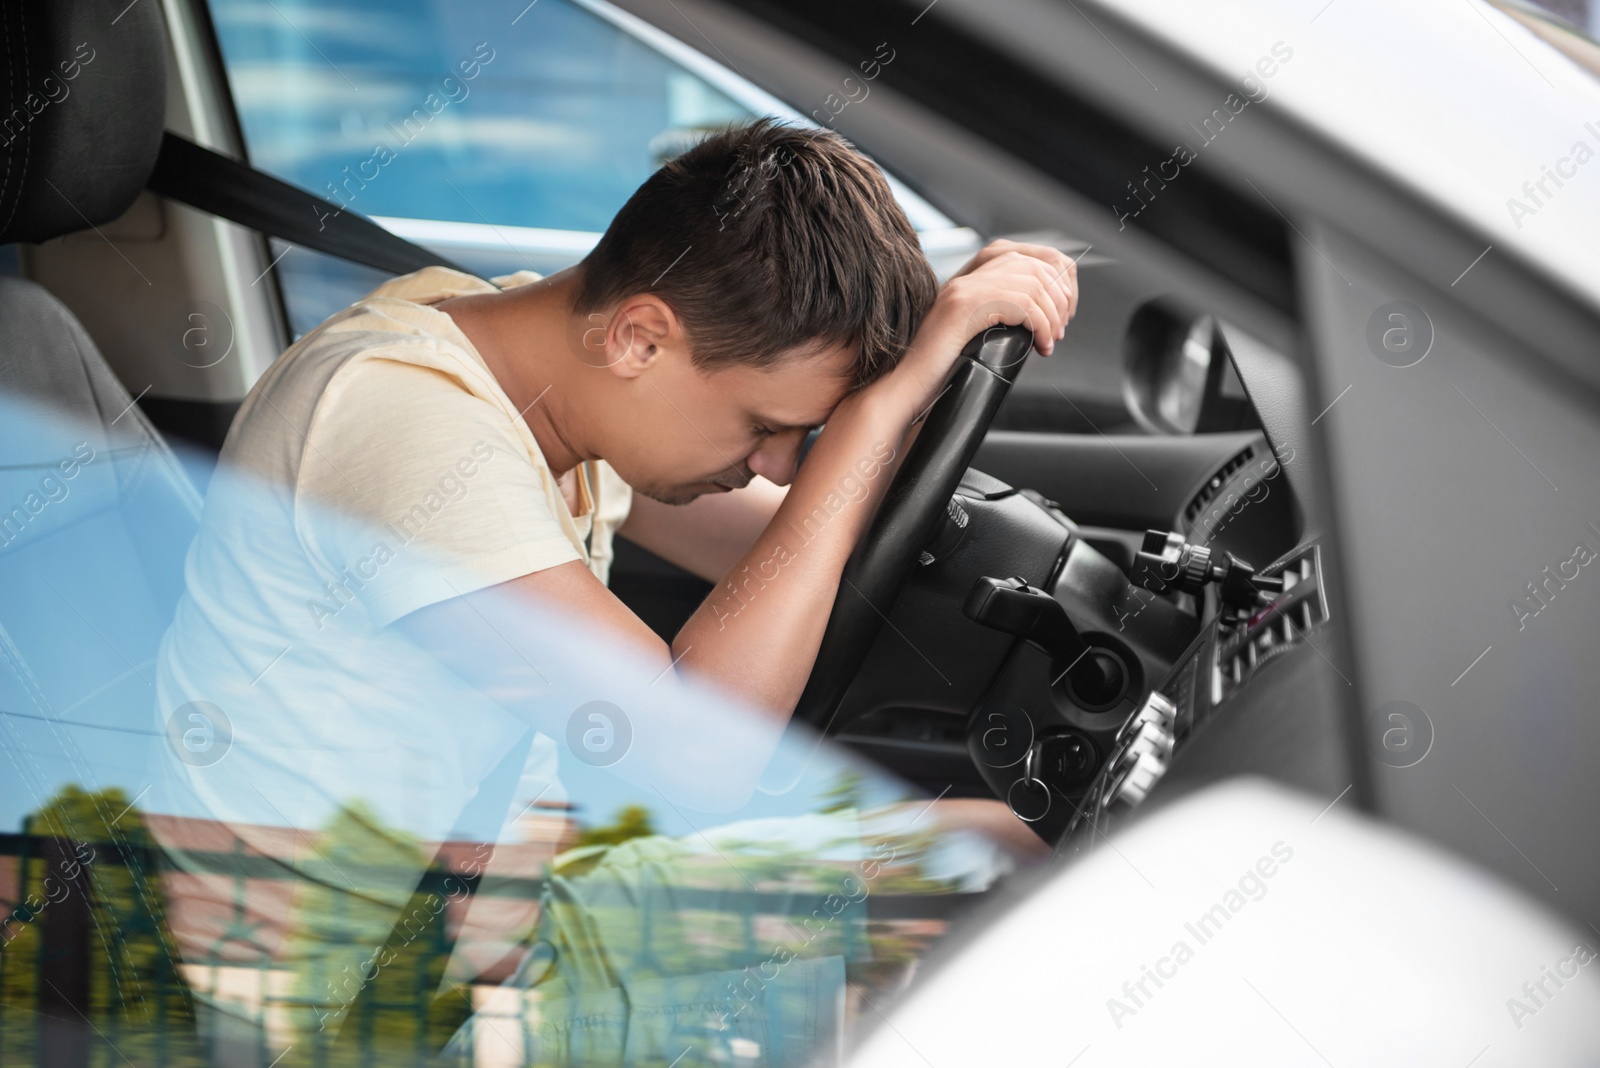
[246,265,630,616]
[154,267,630,844]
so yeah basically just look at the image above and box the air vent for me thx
[1211,546,1327,702]
[1184,445,1255,526]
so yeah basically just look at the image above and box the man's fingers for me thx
[1051,254,1079,323]
[1019,294,1056,356]
[977,292,1054,355]
[957,239,1011,277]
[1018,257,1071,334]
[965,239,1080,324]
[944,241,1084,354]
[999,241,1072,274]
[1043,260,1074,325]
[1014,244,1078,322]
[1032,273,1067,343]
[998,258,1064,344]
[1010,272,1067,346]
[1044,252,1078,320]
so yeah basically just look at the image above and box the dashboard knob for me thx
[1104,691,1179,813]
[1107,747,1167,811]
[1128,720,1175,763]
[1116,691,1177,745]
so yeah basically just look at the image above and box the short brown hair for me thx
[573,119,937,390]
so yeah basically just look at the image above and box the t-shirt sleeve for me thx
[294,351,581,628]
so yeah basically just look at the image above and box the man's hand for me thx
[949,237,1081,291]
[877,239,1079,422]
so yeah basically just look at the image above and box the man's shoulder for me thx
[294,266,498,361]
[222,313,511,488]
[362,265,504,304]
[272,265,538,407]
[277,308,499,412]
[240,327,478,446]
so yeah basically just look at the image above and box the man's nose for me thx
[747,431,806,486]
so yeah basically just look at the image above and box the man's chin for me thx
[635,483,719,506]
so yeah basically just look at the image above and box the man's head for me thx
[570,119,937,504]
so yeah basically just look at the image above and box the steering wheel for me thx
[793,324,1034,733]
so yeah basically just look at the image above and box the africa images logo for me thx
[565,701,632,768]
[166,701,233,768]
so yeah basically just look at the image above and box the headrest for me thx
[0,0,168,245]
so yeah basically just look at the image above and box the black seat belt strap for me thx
[146,131,470,278]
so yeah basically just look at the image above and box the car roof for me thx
[1108,0,1600,313]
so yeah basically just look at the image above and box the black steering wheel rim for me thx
[793,324,1034,734]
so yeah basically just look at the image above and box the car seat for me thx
[0,0,201,820]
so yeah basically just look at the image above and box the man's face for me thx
[608,342,856,506]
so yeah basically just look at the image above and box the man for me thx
[409,120,1075,720]
[153,119,1076,1059]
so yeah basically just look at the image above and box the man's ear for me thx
[604,296,680,380]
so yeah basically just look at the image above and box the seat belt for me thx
[146,131,472,278]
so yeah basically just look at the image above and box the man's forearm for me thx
[672,380,918,717]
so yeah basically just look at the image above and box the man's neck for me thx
[439,269,595,479]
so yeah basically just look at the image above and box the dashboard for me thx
[832,411,1335,842]
[818,309,1361,853]
[1055,541,1331,857]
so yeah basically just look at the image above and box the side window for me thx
[206,0,971,338]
